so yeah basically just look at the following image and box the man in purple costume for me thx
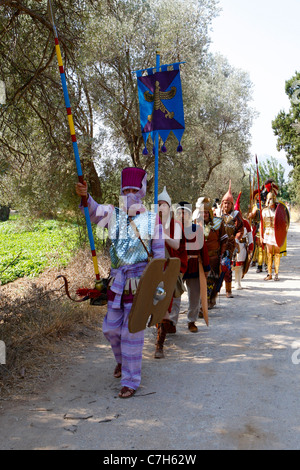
[76,167,164,398]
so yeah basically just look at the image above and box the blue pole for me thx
[154,50,160,209]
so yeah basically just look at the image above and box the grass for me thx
[0,274,108,398]
[0,215,105,285]
[0,213,111,399]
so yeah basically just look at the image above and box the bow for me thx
[48,0,104,302]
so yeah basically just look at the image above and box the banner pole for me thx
[154,49,160,208]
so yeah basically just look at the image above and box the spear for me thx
[47,0,103,300]
[255,154,264,249]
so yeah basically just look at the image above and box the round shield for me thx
[274,202,289,248]
[242,252,253,279]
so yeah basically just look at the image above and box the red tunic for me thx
[183,223,210,279]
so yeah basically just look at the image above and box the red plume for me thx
[234,191,242,212]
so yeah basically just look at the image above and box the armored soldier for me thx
[193,197,227,308]
[262,191,281,281]
[178,201,210,332]
[249,179,279,273]
[249,190,264,272]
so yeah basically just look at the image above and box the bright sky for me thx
[209,0,300,178]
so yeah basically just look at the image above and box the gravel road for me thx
[1,222,300,451]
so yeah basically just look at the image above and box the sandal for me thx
[118,386,136,399]
[114,363,122,378]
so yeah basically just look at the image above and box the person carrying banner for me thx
[75,167,165,398]
[154,187,188,358]
[261,179,279,205]
[220,181,244,298]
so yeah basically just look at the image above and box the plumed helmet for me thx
[264,179,279,196]
[195,197,213,221]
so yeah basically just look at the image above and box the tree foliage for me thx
[172,53,255,204]
[272,72,300,202]
[83,0,255,205]
[0,0,101,216]
[249,156,290,202]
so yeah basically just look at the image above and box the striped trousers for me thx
[102,300,145,390]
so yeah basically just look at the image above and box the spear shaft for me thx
[48,0,100,280]
[249,172,252,213]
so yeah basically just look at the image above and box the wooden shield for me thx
[275,202,289,248]
[242,252,253,279]
[128,258,181,334]
[198,258,209,326]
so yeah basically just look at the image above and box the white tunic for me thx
[262,207,277,246]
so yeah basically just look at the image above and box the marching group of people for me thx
[75,167,288,399]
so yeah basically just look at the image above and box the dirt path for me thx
[1,222,300,451]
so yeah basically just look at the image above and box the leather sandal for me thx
[114,363,122,378]
[154,345,164,359]
[118,386,136,398]
[226,292,234,298]
[188,322,198,333]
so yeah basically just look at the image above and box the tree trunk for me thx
[84,159,102,202]
[0,206,10,221]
